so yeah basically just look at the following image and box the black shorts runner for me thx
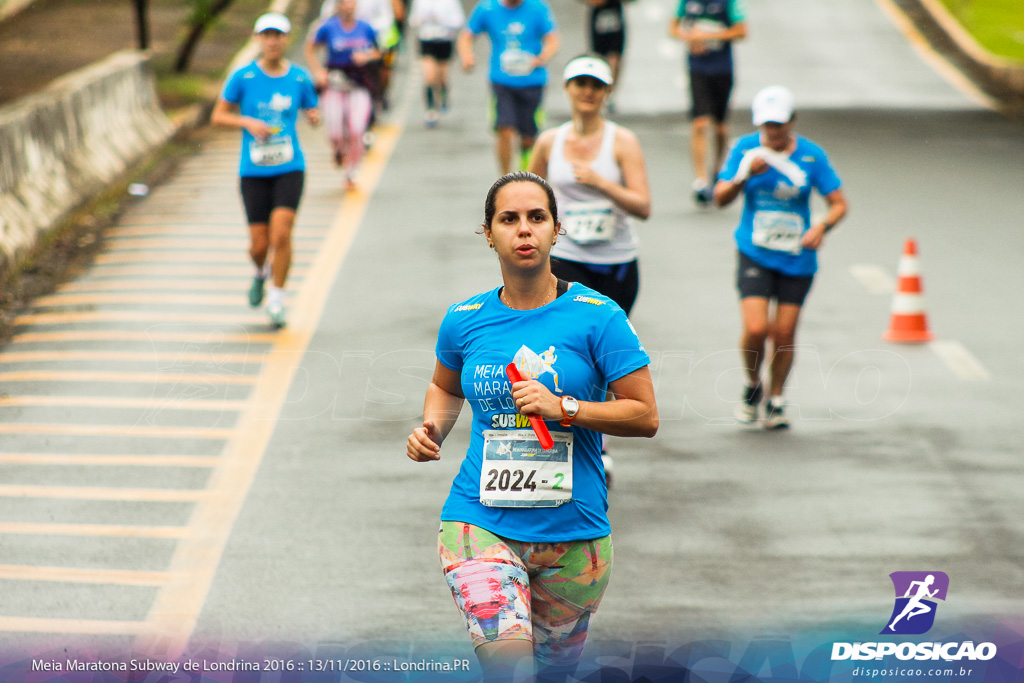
[690,70,734,122]
[736,251,814,306]
[491,83,544,138]
[590,1,625,56]
[551,257,640,314]
[240,170,304,225]
[419,39,454,61]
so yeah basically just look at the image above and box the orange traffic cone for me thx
[883,238,933,343]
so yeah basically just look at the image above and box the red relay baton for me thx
[505,362,555,450]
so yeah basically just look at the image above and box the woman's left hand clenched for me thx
[572,163,602,189]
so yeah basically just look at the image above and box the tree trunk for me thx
[174,0,237,73]
[133,0,150,50]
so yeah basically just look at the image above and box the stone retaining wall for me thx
[0,51,174,275]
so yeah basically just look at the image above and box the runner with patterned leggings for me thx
[407,172,658,681]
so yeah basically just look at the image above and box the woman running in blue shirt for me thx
[714,86,848,429]
[407,172,658,681]
[211,13,320,329]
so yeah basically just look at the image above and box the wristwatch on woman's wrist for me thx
[560,396,580,427]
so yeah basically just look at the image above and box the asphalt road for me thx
[1,0,1023,679]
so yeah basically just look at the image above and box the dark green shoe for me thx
[248,276,265,308]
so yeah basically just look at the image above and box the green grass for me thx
[938,0,1024,62]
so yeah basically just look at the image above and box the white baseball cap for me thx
[562,56,614,86]
[752,85,795,125]
[254,12,291,34]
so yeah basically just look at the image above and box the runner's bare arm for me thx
[210,99,271,139]
[526,131,555,178]
[304,39,329,87]
[457,29,476,71]
[580,127,650,219]
[511,366,658,438]
[801,188,848,250]
[534,30,560,68]
[407,360,465,461]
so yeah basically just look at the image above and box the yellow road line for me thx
[138,122,405,657]
[14,311,265,325]
[57,280,271,293]
[0,370,257,385]
[0,370,258,387]
[0,485,209,502]
[24,292,263,307]
[95,252,315,264]
[103,239,249,250]
[106,228,327,238]
[871,0,997,109]
[0,454,220,467]
[0,565,173,586]
[0,351,260,364]
[0,616,146,635]
[121,209,338,221]
[57,280,260,292]
[11,331,279,344]
[103,240,319,252]
[84,264,310,277]
[0,396,246,411]
[0,423,235,439]
[0,522,189,539]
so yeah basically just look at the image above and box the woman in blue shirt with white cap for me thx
[212,13,320,329]
[714,85,848,429]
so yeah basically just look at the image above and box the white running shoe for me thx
[267,302,287,329]
[734,384,763,424]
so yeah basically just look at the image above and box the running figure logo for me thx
[512,345,562,393]
[881,571,949,635]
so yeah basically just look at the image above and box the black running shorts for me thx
[589,1,625,56]
[239,170,304,225]
[736,251,814,306]
[689,70,734,123]
[419,39,454,61]
[551,257,640,315]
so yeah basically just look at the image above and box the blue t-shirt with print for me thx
[436,283,649,542]
[718,132,842,276]
[221,62,318,178]
[466,0,556,88]
[313,17,379,68]
[676,0,745,75]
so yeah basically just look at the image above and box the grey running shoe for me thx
[764,399,789,430]
[734,384,763,423]
[248,276,265,308]
[267,302,287,329]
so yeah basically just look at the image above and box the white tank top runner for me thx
[548,120,638,265]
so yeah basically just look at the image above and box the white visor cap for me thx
[752,85,795,125]
[255,12,291,34]
[562,57,614,86]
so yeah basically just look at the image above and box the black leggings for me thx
[550,257,640,314]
